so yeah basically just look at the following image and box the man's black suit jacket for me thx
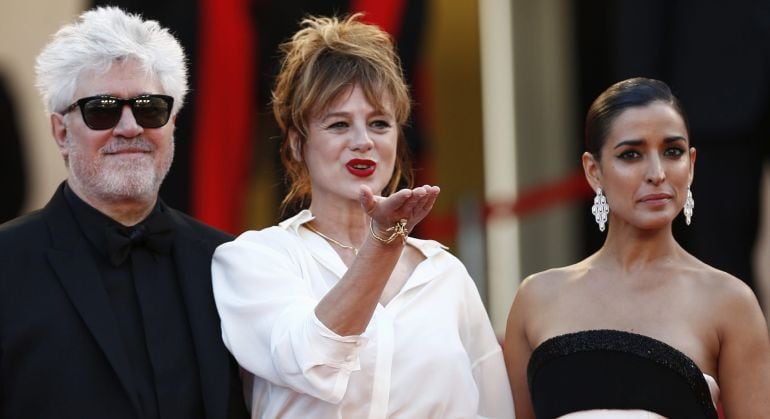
[0,183,248,419]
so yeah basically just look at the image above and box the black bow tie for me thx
[106,211,175,267]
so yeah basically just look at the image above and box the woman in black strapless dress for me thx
[503,78,770,419]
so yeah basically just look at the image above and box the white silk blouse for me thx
[212,210,514,418]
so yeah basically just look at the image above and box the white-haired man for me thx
[0,7,248,418]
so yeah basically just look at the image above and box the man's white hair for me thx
[35,6,188,115]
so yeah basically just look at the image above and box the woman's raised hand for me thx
[359,184,441,238]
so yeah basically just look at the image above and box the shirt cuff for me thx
[303,314,369,371]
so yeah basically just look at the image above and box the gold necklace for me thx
[304,223,359,255]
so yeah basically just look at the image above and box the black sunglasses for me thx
[60,94,174,130]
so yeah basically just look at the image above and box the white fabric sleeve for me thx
[472,350,515,418]
[456,259,515,418]
[211,229,368,403]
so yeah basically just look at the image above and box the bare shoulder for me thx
[515,262,588,306]
[507,261,590,351]
[694,262,770,415]
[686,259,764,334]
[692,261,759,309]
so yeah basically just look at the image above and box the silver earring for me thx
[591,188,609,232]
[684,186,694,225]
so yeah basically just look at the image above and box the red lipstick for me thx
[346,159,376,177]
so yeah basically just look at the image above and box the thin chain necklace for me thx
[304,223,359,255]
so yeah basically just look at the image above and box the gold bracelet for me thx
[370,218,409,245]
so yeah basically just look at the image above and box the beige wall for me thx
[512,0,580,280]
[0,0,86,212]
[428,0,485,214]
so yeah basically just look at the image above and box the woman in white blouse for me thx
[211,14,513,419]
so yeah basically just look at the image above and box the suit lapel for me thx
[167,209,228,419]
[43,184,142,415]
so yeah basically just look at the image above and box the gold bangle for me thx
[370,218,409,245]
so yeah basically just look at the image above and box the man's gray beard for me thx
[66,136,174,203]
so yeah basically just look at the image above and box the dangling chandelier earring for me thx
[591,188,609,232]
[684,186,695,225]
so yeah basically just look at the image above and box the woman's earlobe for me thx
[288,129,302,161]
[581,151,602,191]
[689,147,697,181]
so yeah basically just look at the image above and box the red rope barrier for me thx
[420,168,594,241]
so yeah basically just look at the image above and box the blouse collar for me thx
[279,209,447,258]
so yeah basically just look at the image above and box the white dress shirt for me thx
[212,210,514,418]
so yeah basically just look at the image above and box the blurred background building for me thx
[2,0,768,333]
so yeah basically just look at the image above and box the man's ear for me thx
[582,151,602,192]
[288,128,302,161]
[51,113,69,159]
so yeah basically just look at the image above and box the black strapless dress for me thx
[527,329,718,419]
